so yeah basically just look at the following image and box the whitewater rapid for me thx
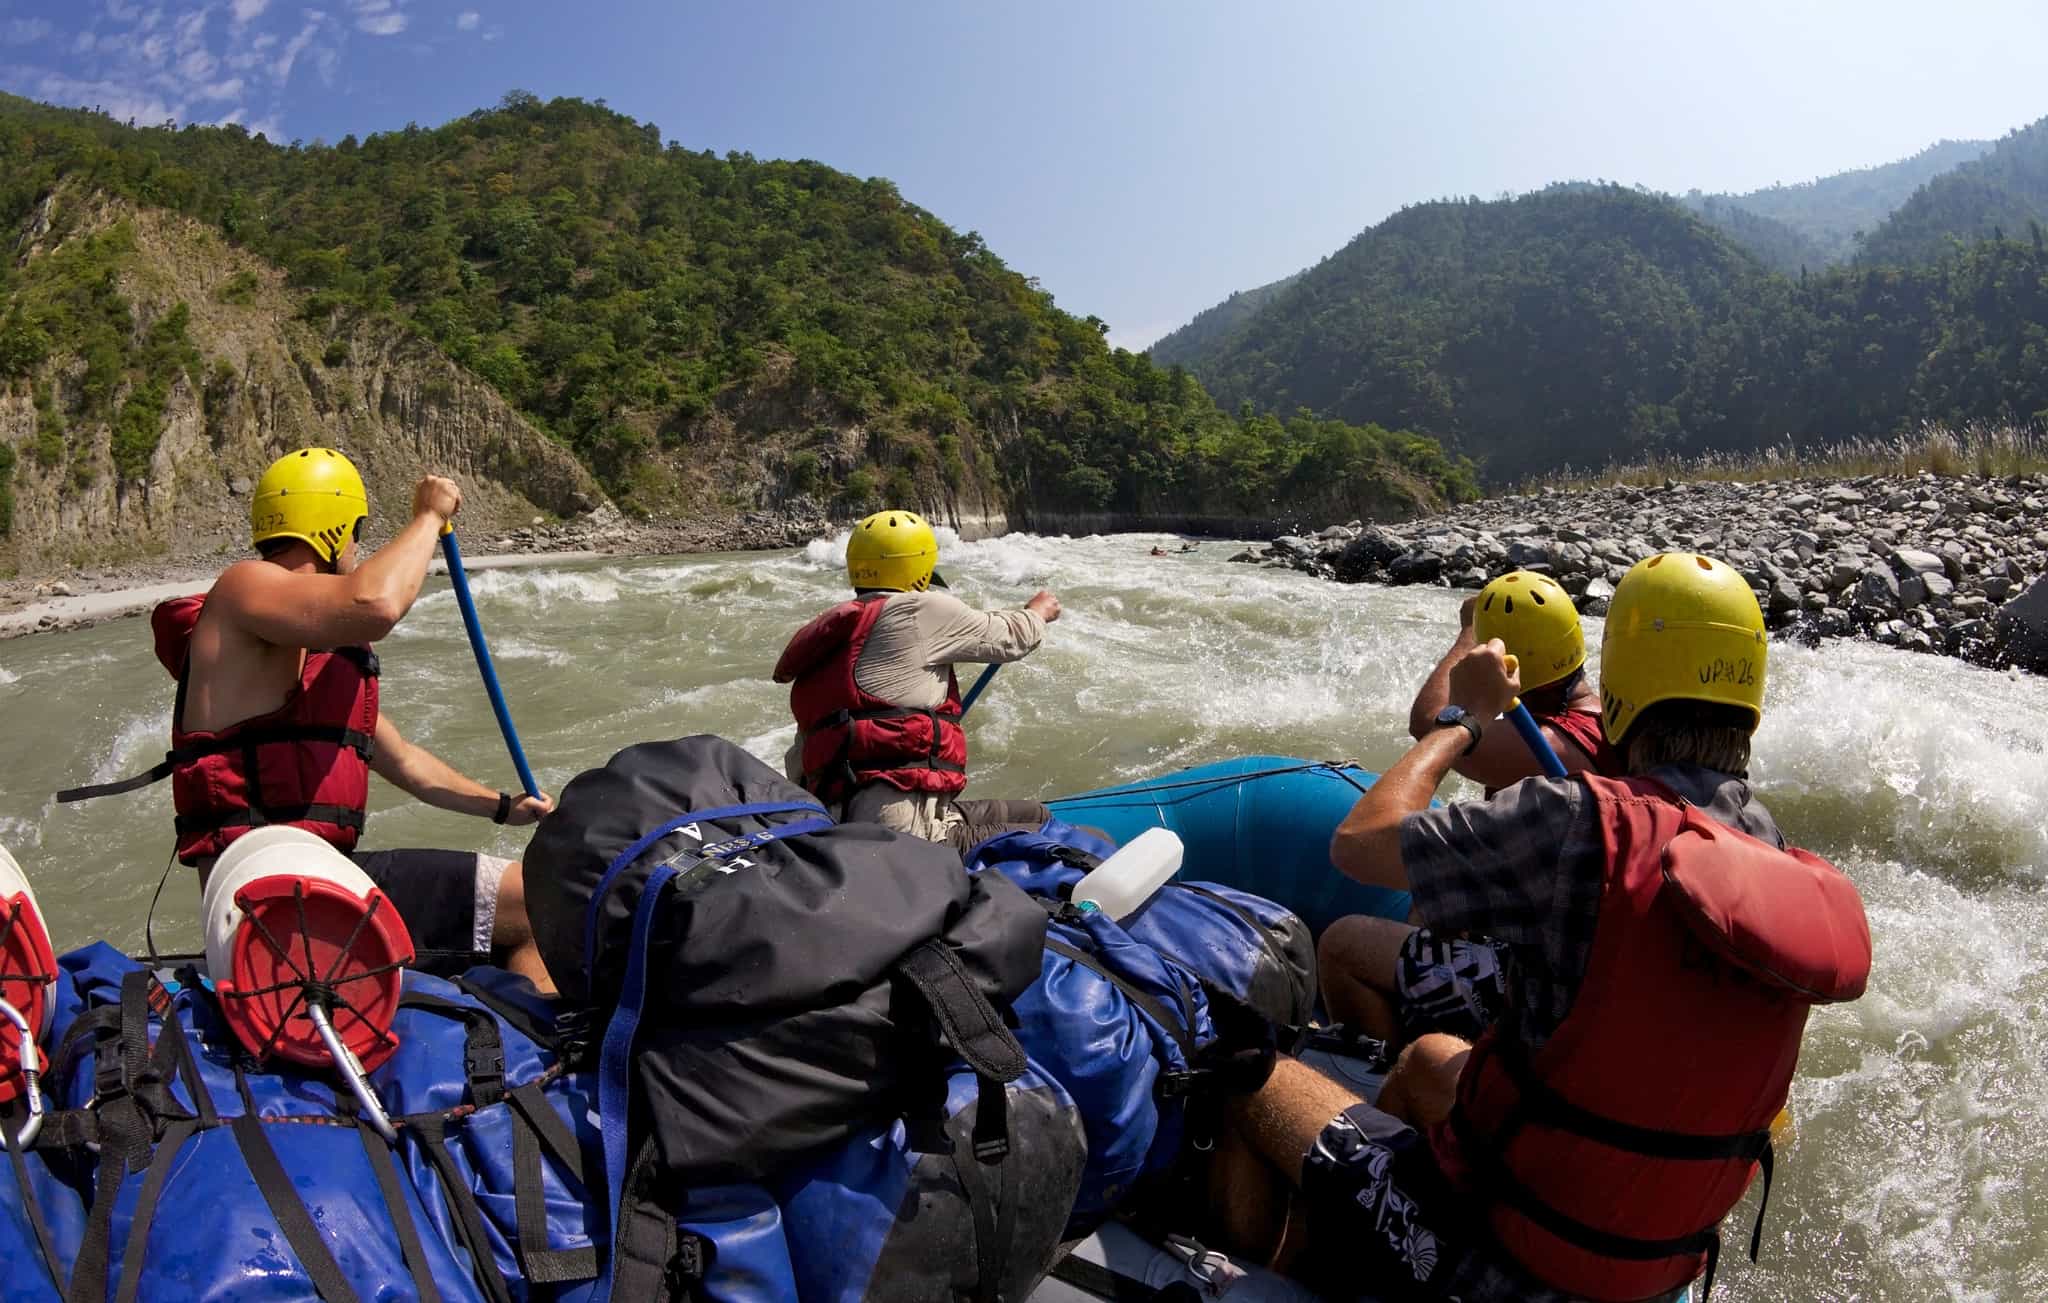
[3,529,2046,1300]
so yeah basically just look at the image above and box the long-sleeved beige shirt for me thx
[785,589,1046,839]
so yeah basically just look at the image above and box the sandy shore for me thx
[0,549,610,640]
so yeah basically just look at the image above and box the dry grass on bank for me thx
[1518,424,2048,493]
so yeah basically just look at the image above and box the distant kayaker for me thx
[1322,569,1624,1039]
[59,449,554,985]
[1150,545,1170,556]
[1209,553,1871,1302]
[773,508,1062,854]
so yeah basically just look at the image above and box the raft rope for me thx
[1051,760,1371,809]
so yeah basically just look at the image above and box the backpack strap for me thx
[110,1117,201,1303]
[892,937,1029,1087]
[586,807,834,1303]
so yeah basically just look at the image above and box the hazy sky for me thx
[4,1,2047,348]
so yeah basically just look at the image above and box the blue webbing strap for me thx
[587,810,833,1302]
[581,799,826,975]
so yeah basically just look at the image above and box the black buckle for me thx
[1156,1069,1210,1100]
[668,1232,709,1287]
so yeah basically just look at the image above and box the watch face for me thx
[1435,705,1466,726]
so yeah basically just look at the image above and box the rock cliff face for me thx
[0,191,605,572]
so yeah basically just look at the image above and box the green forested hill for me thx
[1147,271,1301,368]
[0,91,1473,534]
[1168,184,2048,480]
[1684,138,1992,266]
[1856,118,2048,265]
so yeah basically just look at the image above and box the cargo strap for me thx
[1042,933,1201,1080]
[411,1109,519,1303]
[586,803,832,1303]
[507,1081,602,1282]
[399,990,508,1107]
[3,1112,66,1294]
[56,726,376,805]
[232,1110,363,1303]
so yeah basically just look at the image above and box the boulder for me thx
[1823,485,1867,505]
[1767,578,1804,618]
[1888,548,1946,578]
[1332,529,1404,583]
[1920,572,1955,602]
[1992,575,2048,672]
[1856,566,1901,612]
[1388,549,1445,585]
[1271,535,1315,558]
[1898,574,1927,611]
[1505,540,1555,569]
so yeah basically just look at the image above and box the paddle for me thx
[959,663,1001,717]
[440,525,541,798]
[1500,654,1570,779]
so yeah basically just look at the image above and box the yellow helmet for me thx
[1474,570,1585,691]
[846,509,939,592]
[1599,552,1767,744]
[251,448,368,568]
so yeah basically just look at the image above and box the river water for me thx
[3,530,2045,1301]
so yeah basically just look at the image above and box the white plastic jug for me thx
[1072,827,1185,922]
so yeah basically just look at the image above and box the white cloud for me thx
[456,10,479,30]
[198,76,245,99]
[37,71,178,125]
[357,13,407,37]
[272,19,319,81]
[72,30,98,53]
[247,114,282,140]
[180,48,218,80]
[139,33,168,63]
[2,18,54,45]
[230,0,271,22]
[173,7,207,48]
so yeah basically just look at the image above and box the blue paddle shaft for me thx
[959,663,1000,717]
[1506,702,1570,779]
[440,530,541,798]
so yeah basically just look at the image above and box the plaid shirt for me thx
[1400,764,1785,1052]
[1371,765,1786,1303]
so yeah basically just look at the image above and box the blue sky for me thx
[3,1,2048,349]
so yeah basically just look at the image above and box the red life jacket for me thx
[772,594,968,804]
[1543,706,1624,776]
[56,594,380,865]
[1438,773,1871,1302]
[1484,704,1623,798]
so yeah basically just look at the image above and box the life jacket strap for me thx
[56,725,375,805]
[172,801,369,840]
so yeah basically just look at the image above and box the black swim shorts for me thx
[351,848,511,971]
[1394,928,1516,1043]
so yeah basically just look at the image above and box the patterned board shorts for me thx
[1394,928,1516,1043]
[1298,1104,1461,1294]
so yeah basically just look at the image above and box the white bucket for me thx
[200,827,412,1073]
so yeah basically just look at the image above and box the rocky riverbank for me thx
[0,502,836,639]
[1233,472,2048,671]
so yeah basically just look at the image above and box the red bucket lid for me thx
[1,891,57,1106]
[214,874,413,1072]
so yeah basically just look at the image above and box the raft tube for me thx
[1049,755,1408,936]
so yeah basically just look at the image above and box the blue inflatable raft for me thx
[1049,754,1409,936]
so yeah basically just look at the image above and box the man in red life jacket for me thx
[60,449,554,984]
[773,508,1061,855]
[1205,553,1871,1303]
[1322,570,1626,1042]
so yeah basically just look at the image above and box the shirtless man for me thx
[63,448,553,983]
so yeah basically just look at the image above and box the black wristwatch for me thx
[492,791,514,824]
[1433,705,1483,756]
